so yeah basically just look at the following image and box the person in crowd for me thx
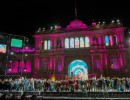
[0,76,130,92]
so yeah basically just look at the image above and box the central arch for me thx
[68,60,88,80]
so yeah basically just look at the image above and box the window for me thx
[80,37,85,48]
[113,35,118,45]
[48,40,51,50]
[44,40,51,50]
[44,40,47,50]
[75,37,79,48]
[109,35,113,46]
[70,38,74,48]
[65,36,90,49]
[105,36,109,46]
[85,37,90,47]
[65,38,69,48]
[105,35,118,46]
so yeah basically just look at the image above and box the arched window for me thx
[85,37,90,47]
[105,35,109,46]
[48,40,51,50]
[70,38,74,48]
[44,40,51,50]
[109,35,113,46]
[113,35,118,45]
[105,35,118,46]
[75,37,79,48]
[65,38,69,48]
[80,37,85,48]
[44,40,47,50]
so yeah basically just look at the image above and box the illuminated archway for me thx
[68,60,88,80]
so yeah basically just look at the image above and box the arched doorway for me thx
[68,60,88,80]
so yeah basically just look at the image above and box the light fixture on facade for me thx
[50,26,53,30]
[112,20,114,23]
[25,54,28,56]
[117,20,120,23]
[103,21,105,24]
[98,22,101,24]
[54,25,57,30]
[37,28,41,32]
[117,19,120,24]
[42,28,45,31]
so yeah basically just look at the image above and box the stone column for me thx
[61,37,64,48]
[91,54,94,73]
[34,56,40,70]
[62,56,64,72]
[90,36,93,47]
[54,37,56,49]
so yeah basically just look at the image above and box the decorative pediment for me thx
[66,19,88,30]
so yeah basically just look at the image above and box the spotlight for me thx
[117,19,120,23]
[112,20,114,23]
[42,28,45,31]
[39,28,41,30]
[50,26,53,30]
[103,21,105,24]
[55,25,57,29]
[98,22,101,24]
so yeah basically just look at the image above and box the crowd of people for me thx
[0,76,130,92]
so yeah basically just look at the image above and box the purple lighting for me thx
[32,19,126,78]
[66,19,88,30]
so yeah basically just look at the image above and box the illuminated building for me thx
[34,19,127,79]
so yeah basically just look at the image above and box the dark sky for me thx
[0,0,129,40]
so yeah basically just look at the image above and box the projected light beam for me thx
[68,60,88,80]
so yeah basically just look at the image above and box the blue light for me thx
[68,60,88,80]
[105,36,109,46]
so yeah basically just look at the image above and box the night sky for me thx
[0,0,129,41]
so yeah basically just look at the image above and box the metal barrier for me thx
[1,91,130,99]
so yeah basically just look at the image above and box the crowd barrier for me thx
[1,91,130,99]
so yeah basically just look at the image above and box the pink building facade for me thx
[34,19,127,79]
